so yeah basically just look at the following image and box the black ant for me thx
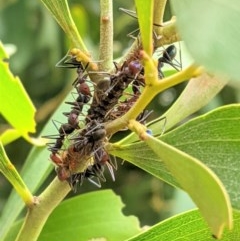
[45,120,75,154]
[157,44,181,78]
[72,121,106,153]
[45,51,94,155]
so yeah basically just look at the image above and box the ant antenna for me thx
[55,51,83,69]
[119,8,162,27]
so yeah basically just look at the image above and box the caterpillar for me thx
[46,39,179,192]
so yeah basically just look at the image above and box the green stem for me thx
[153,0,180,46]
[153,0,167,26]
[15,178,70,241]
[155,64,202,89]
[155,17,180,47]
[99,0,113,71]
[113,21,179,74]
[105,64,202,135]
[128,119,148,140]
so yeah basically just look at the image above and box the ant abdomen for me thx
[162,45,177,62]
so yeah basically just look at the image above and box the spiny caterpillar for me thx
[45,28,180,192]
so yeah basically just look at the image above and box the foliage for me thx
[0,0,240,241]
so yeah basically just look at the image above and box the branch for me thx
[153,0,167,26]
[16,178,70,241]
[99,0,113,71]
[105,62,202,135]
[115,19,179,71]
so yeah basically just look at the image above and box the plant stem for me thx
[153,0,167,26]
[105,64,202,135]
[99,0,113,71]
[114,21,179,73]
[155,64,203,89]
[128,119,148,140]
[155,16,180,47]
[153,0,180,46]
[15,178,70,241]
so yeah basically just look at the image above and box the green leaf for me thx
[40,0,87,51]
[159,74,228,132]
[110,104,240,237]
[0,147,52,240]
[161,104,240,210]
[118,73,228,144]
[144,134,232,238]
[110,104,240,210]
[0,90,86,240]
[0,141,33,205]
[70,4,89,38]
[0,41,36,142]
[127,209,240,241]
[171,0,240,81]
[4,190,141,241]
[135,0,153,55]
[0,129,21,146]
[40,190,140,241]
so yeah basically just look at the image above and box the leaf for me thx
[4,190,141,241]
[118,72,228,144]
[0,129,22,146]
[144,134,232,238]
[40,190,140,241]
[0,146,52,240]
[70,4,89,38]
[127,209,240,241]
[171,0,240,81]
[110,104,240,210]
[135,0,153,55]
[110,104,240,237]
[0,41,36,143]
[0,141,33,205]
[40,0,87,51]
[159,73,228,132]
[0,129,46,146]
[161,104,240,210]
[0,90,85,240]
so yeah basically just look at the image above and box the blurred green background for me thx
[0,0,239,227]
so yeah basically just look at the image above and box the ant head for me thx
[67,110,79,128]
[97,76,111,91]
[91,128,106,142]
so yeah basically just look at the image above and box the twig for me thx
[15,178,71,241]
[105,63,202,135]
[153,0,167,26]
[99,0,113,71]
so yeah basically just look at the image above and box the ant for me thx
[157,44,182,79]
